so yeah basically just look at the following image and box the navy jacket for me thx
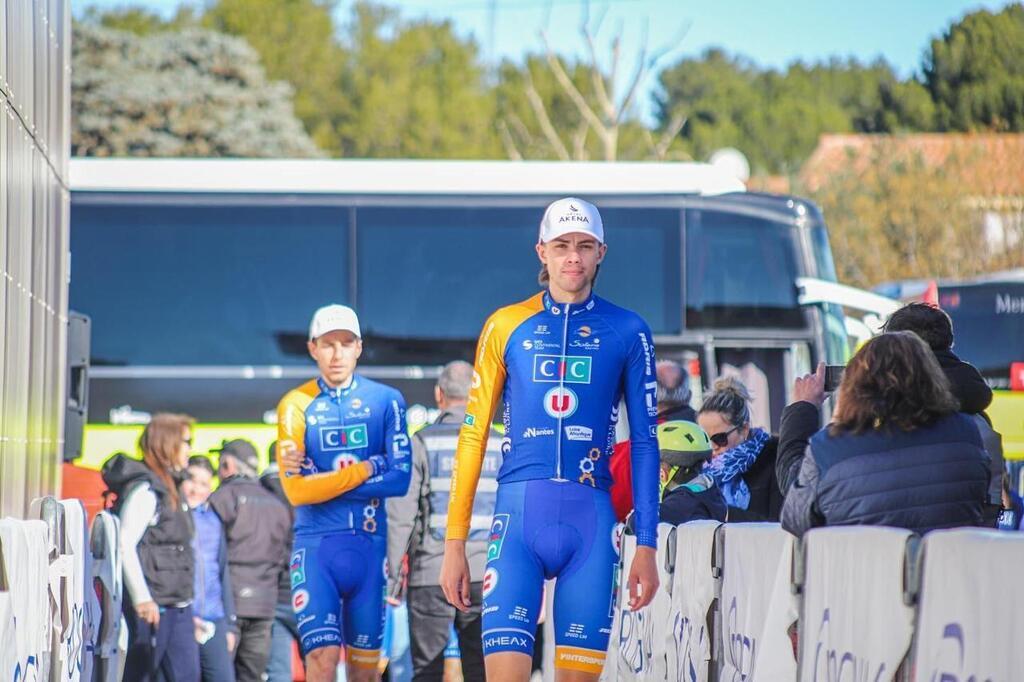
[781,412,990,537]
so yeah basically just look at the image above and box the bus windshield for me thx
[939,281,1024,389]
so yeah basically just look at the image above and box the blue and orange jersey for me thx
[277,375,411,537]
[448,291,661,547]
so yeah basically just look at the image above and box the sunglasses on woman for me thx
[709,425,741,448]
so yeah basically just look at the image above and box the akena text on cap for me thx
[538,197,604,245]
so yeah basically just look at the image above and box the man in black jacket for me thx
[209,439,292,682]
[883,302,992,413]
[883,302,1003,522]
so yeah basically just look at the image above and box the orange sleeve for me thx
[447,296,542,541]
[276,385,374,506]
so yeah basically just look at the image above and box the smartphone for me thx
[824,365,845,393]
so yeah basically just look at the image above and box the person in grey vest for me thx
[386,360,501,681]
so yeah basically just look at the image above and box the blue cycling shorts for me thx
[481,479,619,675]
[290,531,387,667]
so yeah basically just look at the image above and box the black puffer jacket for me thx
[208,475,292,619]
[934,348,993,414]
[102,454,195,606]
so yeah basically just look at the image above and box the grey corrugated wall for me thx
[1,0,71,518]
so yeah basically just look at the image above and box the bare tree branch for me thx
[507,112,534,147]
[580,13,615,122]
[536,29,606,146]
[571,120,589,160]
[652,111,686,160]
[524,65,572,160]
[497,119,523,161]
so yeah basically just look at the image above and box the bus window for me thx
[810,223,839,282]
[70,203,349,366]
[940,283,1024,388]
[355,205,683,337]
[355,206,539,339]
[685,208,803,329]
[597,208,682,334]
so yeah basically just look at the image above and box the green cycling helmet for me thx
[657,420,713,469]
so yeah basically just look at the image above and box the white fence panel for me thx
[720,523,797,682]
[666,520,720,682]
[913,529,1024,682]
[800,526,915,682]
[0,518,51,680]
[90,511,124,682]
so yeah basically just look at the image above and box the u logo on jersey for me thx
[319,423,368,452]
[543,386,579,419]
[532,355,592,384]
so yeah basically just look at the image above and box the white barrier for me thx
[666,520,720,682]
[90,511,124,682]
[719,523,798,682]
[913,529,1024,682]
[800,527,916,682]
[0,517,51,681]
[62,498,100,682]
[611,534,654,679]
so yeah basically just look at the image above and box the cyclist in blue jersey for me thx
[276,304,412,682]
[439,198,661,681]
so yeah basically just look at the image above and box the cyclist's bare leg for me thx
[306,645,341,682]
[484,651,533,682]
[346,660,381,682]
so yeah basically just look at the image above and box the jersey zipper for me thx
[554,302,572,481]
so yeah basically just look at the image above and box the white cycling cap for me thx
[309,304,361,340]
[538,197,604,244]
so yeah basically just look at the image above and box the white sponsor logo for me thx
[564,425,593,441]
[522,427,555,439]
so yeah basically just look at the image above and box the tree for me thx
[72,22,321,157]
[807,141,1022,288]
[203,0,348,153]
[497,4,686,161]
[924,4,1024,132]
[80,5,199,35]
[330,2,500,158]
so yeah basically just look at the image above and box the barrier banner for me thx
[62,499,97,682]
[913,529,1024,682]
[0,518,51,681]
[651,524,677,681]
[800,527,915,682]
[90,511,124,681]
[666,521,721,682]
[720,523,797,682]
[612,533,662,680]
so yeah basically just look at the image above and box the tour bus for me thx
[68,158,855,469]
[878,272,1024,465]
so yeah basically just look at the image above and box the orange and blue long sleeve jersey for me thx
[277,375,411,537]
[447,291,661,548]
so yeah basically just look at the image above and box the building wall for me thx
[1,0,71,518]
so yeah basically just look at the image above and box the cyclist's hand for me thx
[440,539,472,613]
[366,454,389,477]
[626,546,659,611]
[278,441,304,475]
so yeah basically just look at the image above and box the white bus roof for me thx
[70,158,746,196]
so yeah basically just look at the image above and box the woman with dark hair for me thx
[780,332,991,538]
[101,413,201,681]
[698,377,783,521]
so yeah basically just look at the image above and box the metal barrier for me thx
[605,522,1024,681]
[1,499,122,682]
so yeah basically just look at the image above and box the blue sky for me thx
[81,0,1013,121]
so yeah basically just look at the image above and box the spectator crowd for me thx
[98,301,1022,681]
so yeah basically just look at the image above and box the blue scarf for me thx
[703,427,770,510]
